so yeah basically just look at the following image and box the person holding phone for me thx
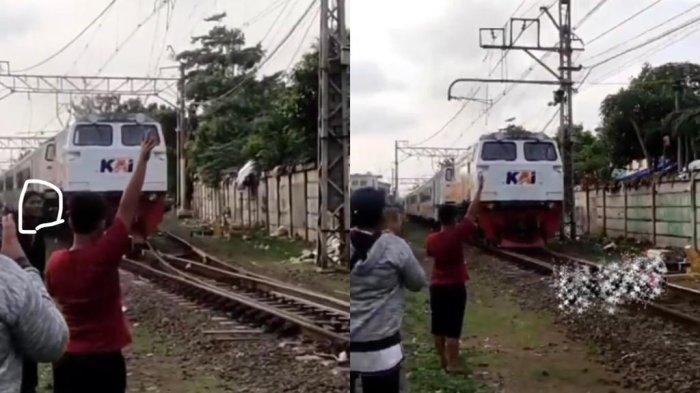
[0,213,68,392]
[45,137,157,393]
[14,191,48,393]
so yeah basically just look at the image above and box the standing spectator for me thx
[0,213,68,392]
[15,191,48,393]
[382,206,403,236]
[350,188,427,393]
[426,175,483,373]
[46,137,157,393]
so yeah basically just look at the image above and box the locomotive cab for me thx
[474,131,563,247]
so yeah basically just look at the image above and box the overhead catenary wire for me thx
[195,0,317,106]
[414,1,555,146]
[583,2,700,63]
[587,0,663,45]
[96,0,171,75]
[585,14,700,70]
[260,0,294,44]
[15,0,118,73]
[284,7,319,74]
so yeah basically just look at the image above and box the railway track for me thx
[121,232,349,350]
[483,246,700,328]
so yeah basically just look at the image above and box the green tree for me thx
[599,62,700,167]
[572,126,610,182]
[178,22,319,186]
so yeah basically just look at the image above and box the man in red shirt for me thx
[426,175,483,373]
[46,137,157,393]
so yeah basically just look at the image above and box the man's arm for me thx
[1,215,68,361]
[398,241,427,291]
[115,137,157,230]
[464,173,484,224]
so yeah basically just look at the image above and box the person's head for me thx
[438,204,457,227]
[68,192,107,236]
[351,187,386,231]
[383,206,403,235]
[22,191,44,219]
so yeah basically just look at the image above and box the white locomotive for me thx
[404,128,563,247]
[0,113,168,237]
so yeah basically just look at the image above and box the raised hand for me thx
[139,136,158,163]
[1,214,25,261]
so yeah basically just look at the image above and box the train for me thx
[0,113,168,239]
[404,128,563,247]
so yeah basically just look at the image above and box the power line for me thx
[586,15,700,69]
[587,0,663,44]
[196,0,317,106]
[583,3,700,63]
[96,0,170,75]
[243,0,288,27]
[285,8,319,73]
[15,0,117,73]
[260,0,293,44]
[416,2,554,146]
[573,0,608,30]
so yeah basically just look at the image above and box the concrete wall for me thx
[191,163,318,241]
[575,178,700,248]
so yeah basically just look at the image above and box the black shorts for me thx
[430,283,467,339]
[53,352,126,393]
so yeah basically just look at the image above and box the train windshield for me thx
[481,142,516,161]
[122,124,160,146]
[524,142,557,161]
[74,124,113,146]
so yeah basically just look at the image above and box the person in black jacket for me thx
[16,190,48,393]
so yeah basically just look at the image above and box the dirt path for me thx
[402,222,636,393]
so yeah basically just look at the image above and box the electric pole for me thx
[316,0,350,268]
[177,62,191,216]
[448,0,582,239]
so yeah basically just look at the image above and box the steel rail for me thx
[156,251,349,315]
[122,256,349,348]
[482,246,700,328]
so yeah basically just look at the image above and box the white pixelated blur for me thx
[552,256,667,315]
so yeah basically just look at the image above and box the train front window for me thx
[74,124,113,146]
[524,142,557,161]
[122,124,160,146]
[481,142,516,161]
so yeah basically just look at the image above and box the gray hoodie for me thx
[0,256,68,393]
[350,233,427,343]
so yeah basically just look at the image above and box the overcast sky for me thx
[0,0,319,164]
[349,0,700,194]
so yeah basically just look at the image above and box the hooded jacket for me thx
[0,256,68,393]
[350,232,427,344]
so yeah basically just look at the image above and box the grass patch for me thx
[403,290,485,393]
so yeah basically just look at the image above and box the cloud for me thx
[0,3,38,42]
[351,61,405,96]
[352,102,418,135]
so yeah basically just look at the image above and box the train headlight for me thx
[148,193,158,202]
[486,203,495,210]
[548,202,556,209]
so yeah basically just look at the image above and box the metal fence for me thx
[575,176,700,248]
[191,163,319,241]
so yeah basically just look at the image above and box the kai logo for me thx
[506,170,536,185]
[100,158,134,173]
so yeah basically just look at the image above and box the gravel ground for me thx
[121,270,349,392]
[476,251,700,393]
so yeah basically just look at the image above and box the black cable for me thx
[16,0,117,73]
[588,0,662,44]
[196,0,317,106]
[584,3,700,63]
[285,8,319,73]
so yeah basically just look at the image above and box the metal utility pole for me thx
[177,62,191,216]
[316,0,349,268]
[450,0,582,239]
[394,140,404,198]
